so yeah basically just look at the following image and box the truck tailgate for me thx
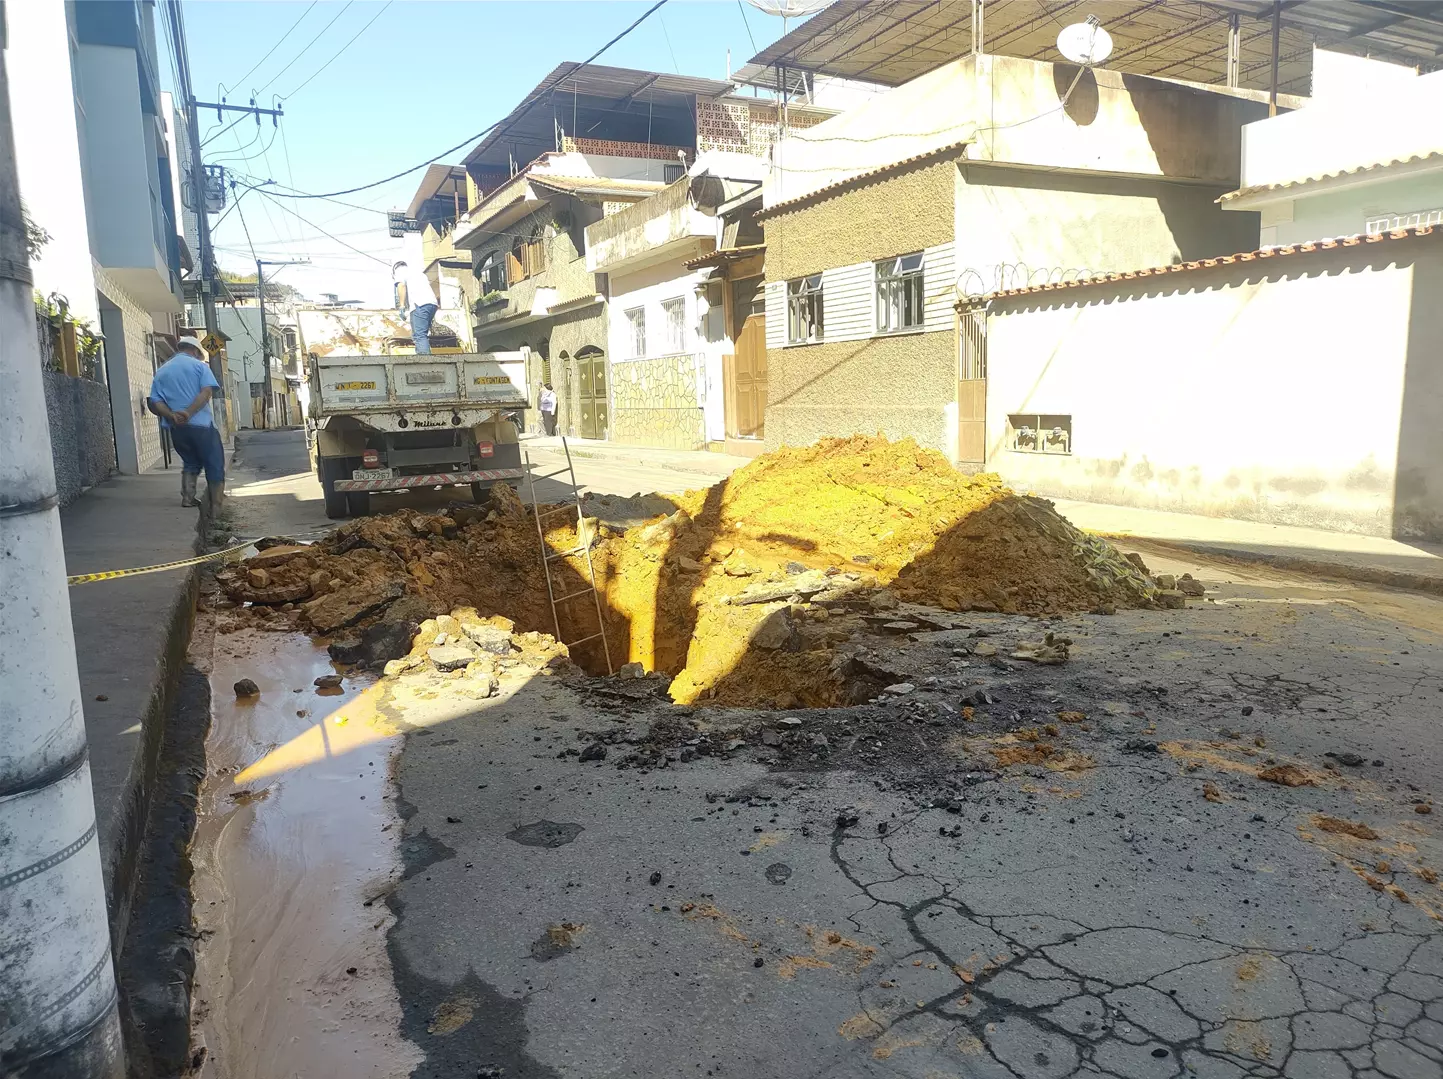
[315,353,527,412]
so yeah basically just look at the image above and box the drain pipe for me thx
[0,44,125,1078]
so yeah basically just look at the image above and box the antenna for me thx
[1056,15,1113,67]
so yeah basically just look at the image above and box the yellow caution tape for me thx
[67,540,257,586]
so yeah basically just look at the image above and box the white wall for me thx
[75,44,155,273]
[9,1,99,322]
[1240,52,1443,189]
[982,256,1429,535]
[1259,171,1443,245]
[765,54,1261,208]
[95,266,164,472]
[532,151,676,184]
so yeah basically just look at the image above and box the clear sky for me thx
[174,0,792,305]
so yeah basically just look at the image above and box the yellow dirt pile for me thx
[219,436,1154,708]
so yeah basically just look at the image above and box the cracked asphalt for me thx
[378,550,1443,1079]
[220,430,1443,1078]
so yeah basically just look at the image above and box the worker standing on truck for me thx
[146,336,225,515]
[393,260,439,354]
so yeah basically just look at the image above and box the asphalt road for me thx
[206,429,1443,1079]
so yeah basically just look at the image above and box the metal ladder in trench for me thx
[524,438,615,675]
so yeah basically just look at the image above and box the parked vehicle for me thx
[308,346,531,518]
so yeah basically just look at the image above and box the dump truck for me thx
[309,347,530,518]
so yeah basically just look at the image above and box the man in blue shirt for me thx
[148,337,226,514]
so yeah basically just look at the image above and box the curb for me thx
[102,562,200,944]
[1114,535,1443,597]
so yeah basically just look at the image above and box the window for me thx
[1007,413,1072,455]
[876,252,925,332]
[661,297,686,353]
[478,253,506,294]
[625,307,646,358]
[664,162,685,184]
[787,275,824,344]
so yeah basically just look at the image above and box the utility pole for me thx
[166,0,281,432]
[0,36,124,1080]
[257,258,305,430]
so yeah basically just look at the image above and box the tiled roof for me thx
[1219,151,1443,203]
[683,243,766,270]
[756,139,972,220]
[957,224,1439,307]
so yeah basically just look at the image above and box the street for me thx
[186,430,1443,1079]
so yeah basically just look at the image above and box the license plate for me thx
[335,381,377,391]
[352,467,394,480]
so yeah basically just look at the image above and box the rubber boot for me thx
[206,479,226,522]
[181,472,200,507]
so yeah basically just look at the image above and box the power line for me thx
[223,0,318,95]
[255,1,355,96]
[261,0,671,200]
[253,187,392,265]
[281,0,394,100]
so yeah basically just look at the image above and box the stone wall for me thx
[43,367,117,506]
[610,353,707,450]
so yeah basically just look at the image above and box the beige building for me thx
[755,53,1273,461]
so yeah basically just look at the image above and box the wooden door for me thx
[731,314,767,438]
[577,352,609,440]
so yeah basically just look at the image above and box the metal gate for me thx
[957,308,987,464]
[575,347,608,440]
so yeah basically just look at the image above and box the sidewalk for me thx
[1054,498,1443,592]
[521,435,753,478]
[62,469,203,918]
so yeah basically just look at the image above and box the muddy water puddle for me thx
[190,629,421,1077]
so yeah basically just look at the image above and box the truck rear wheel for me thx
[321,460,348,519]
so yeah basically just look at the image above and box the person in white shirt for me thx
[538,382,558,436]
[393,260,440,354]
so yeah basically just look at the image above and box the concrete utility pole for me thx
[0,37,125,1080]
[165,0,281,431]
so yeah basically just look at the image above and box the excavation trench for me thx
[217,437,1157,708]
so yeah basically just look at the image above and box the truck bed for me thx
[313,352,528,416]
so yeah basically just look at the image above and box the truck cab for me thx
[309,347,530,518]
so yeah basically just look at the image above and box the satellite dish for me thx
[1057,16,1113,66]
[745,0,830,17]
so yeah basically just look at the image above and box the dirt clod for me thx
[1257,764,1314,787]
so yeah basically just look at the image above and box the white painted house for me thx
[1221,49,1443,243]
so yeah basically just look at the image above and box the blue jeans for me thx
[170,423,226,484]
[410,304,438,354]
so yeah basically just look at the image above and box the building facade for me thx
[756,53,1272,464]
[961,226,1443,539]
[1220,49,1443,244]
[11,0,185,476]
[585,166,768,451]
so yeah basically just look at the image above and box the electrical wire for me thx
[223,0,318,95]
[261,0,671,200]
[280,0,394,100]
[255,0,355,96]
[253,188,393,265]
